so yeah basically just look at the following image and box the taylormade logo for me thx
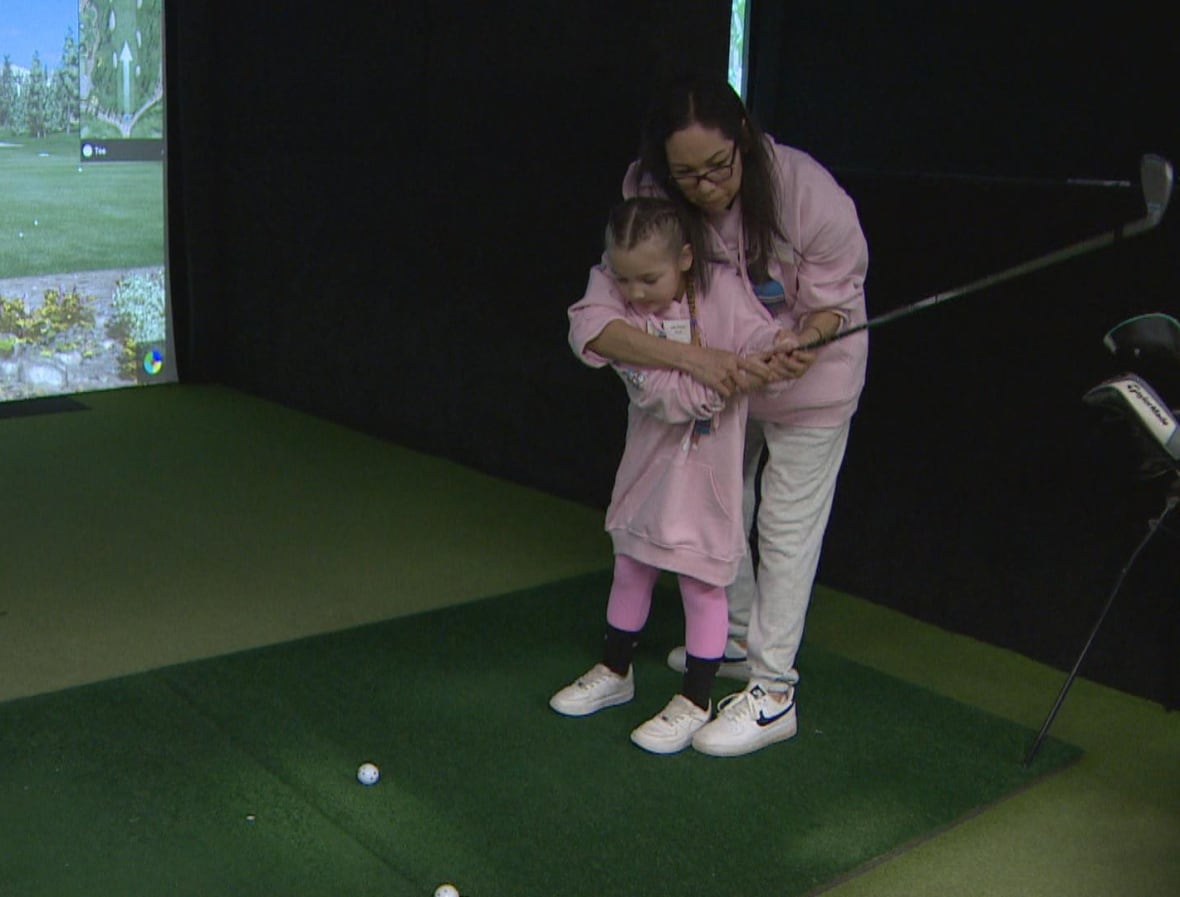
[1124,381,1173,429]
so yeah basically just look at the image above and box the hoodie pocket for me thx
[612,455,738,558]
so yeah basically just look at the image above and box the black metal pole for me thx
[1023,483,1179,766]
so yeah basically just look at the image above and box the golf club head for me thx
[1140,154,1173,224]
[1103,313,1180,367]
[1084,374,1180,465]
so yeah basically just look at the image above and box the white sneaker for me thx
[666,638,751,680]
[630,694,711,754]
[691,683,797,757]
[549,663,634,717]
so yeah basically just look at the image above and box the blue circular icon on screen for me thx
[143,349,164,375]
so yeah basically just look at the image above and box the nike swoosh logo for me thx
[756,703,794,727]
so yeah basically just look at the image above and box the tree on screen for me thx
[80,0,164,139]
[52,31,82,134]
[0,32,81,139]
[0,57,16,131]
[23,53,48,138]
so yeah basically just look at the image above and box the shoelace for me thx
[718,686,793,722]
[716,690,757,721]
[578,665,620,690]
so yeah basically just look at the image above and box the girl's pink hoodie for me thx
[569,263,781,586]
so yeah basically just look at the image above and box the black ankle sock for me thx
[682,653,721,711]
[602,625,639,676]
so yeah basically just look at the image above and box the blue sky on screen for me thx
[0,0,77,70]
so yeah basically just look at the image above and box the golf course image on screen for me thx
[1,0,172,404]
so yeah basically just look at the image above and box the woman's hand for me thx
[759,328,818,380]
[761,313,842,381]
[681,343,774,397]
[778,343,819,379]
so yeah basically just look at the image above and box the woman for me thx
[567,75,868,757]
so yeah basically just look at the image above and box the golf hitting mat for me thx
[0,572,1080,897]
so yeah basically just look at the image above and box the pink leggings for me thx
[605,554,728,659]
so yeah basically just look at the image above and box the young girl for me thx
[550,197,787,754]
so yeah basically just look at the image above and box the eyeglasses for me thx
[669,142,739,188]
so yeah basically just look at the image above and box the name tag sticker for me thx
[662,319,692,344]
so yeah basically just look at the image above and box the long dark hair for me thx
[637,75,787,284]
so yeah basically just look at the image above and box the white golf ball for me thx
[356,762,380,786]
[434,885,460,897]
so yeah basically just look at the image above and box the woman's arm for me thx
[588,319,775,397]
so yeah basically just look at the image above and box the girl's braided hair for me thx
[604,196,704,291]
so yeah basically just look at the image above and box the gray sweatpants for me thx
[727,418,851,686]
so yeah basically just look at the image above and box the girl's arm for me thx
[615,364,726,424]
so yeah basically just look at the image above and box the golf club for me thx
[797,154,1174,352]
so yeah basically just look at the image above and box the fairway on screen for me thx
[1,0,173,404]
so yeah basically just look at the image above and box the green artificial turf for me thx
[0,571,1079,897]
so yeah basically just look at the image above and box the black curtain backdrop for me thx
[748,1,1180,706]
[169,0,729,503]
[168,2,1179,705]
